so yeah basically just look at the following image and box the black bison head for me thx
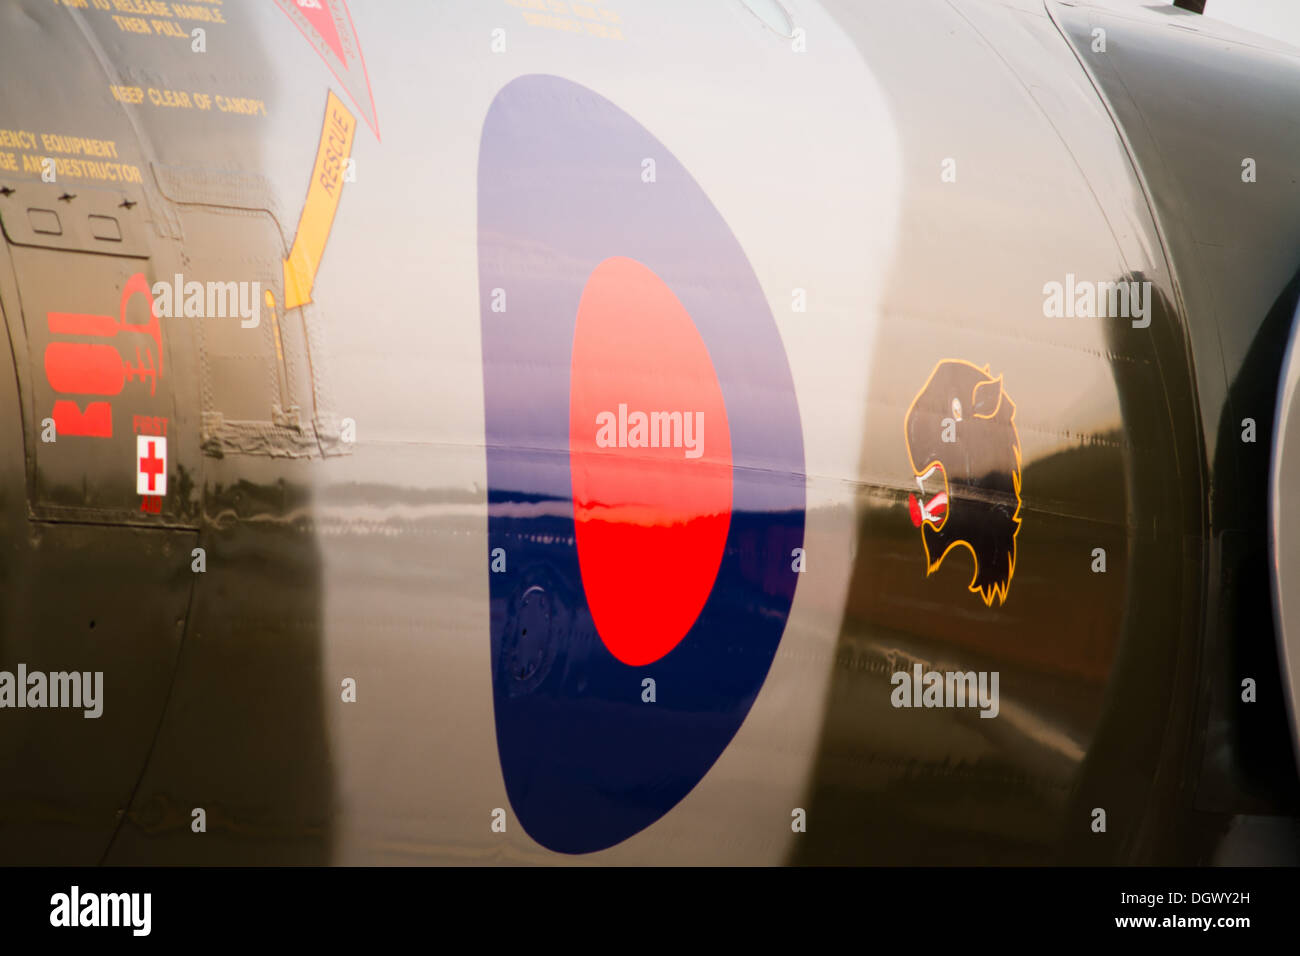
[903,360,1022,606]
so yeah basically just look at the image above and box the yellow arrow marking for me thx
[283,90,356,310]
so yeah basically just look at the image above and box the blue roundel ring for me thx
[478,74,806,854]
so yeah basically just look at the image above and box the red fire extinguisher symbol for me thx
[43,272,164,438]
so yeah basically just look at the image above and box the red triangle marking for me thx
[275,0,380,140]
[298,1,346,64]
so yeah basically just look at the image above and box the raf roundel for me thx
[478,75,805,854]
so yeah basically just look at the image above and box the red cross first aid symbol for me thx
[136,435,167,497]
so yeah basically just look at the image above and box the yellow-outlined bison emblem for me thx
[904,359,1022,606]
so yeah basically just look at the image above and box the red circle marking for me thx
[569,257,733,666]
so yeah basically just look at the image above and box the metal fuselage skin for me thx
[0,0,1297,864]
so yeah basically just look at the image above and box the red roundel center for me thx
[569,257,733,666]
